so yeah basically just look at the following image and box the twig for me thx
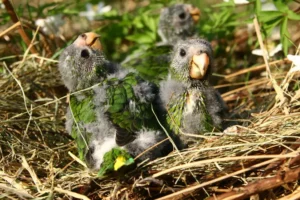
[21,26,40,63]
[155,154,296,200]
[277,186,300,200]
[135,138,169,160]
[145,137,295,167]
[151,104,200,184]
[2,62,32,125]
[22,21,53,55]
[53,187,90,200]
[68,151,87,168]
[0,21,20,38]
[224,59,289,80]
[253,16,286,106]
[7,81,99,120]
[152,154,297,178]
[2,0,38,54]
[215,78,268,89]
[21,156,42,192]
[262,138,300,176]
[0,183,34,199]
[221,78,270,98]
[281,43,300,91]
[207,166,300,200]
[151,104,182,158]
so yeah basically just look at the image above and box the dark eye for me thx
[179,12,186,19]
[180,49,186,57]
[81,49,90,58]
[81,33,87,39]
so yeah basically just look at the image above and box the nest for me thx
[1,47,300,200]
[1,5,300,196]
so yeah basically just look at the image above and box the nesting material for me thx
[1,47,300,200]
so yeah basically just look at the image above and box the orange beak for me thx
[189,53,209,80]
[73,32,102,51]
[187,5,200,24]
[84,32,102,51]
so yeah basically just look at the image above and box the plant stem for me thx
[2,0,39,55]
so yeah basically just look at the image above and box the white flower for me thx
[35,14,64,36]
[261,2,277,11]
[287,55,300,74]
[79,2,112,21]
[252,43,282,58]
[223,0,249,4]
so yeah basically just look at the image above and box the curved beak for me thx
[187,5,200,24]
[73,32,102,51]
[189,53,209,80]
[85,32,102,51]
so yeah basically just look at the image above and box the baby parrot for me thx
[159,38,228,141]
[59,32,177,174]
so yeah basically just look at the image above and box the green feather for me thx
[106,72,159,134]
[197,92,214,132]
[98,147,134,177]
[122,45,171,84]
[70,94,96,123]
[69,71,160,164]
[166,92,186,135]
[69,94,95,160]
[167,90,215,135]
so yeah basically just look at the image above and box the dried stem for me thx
[208,166,300,200]
[155,156,287,200]
[2,0,39,55]
[224,58,289,80]
[253,16,286,106]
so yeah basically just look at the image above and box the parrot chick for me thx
[122,4,200,83]
[59,32,175,171]
[159,38,228,140]
[158,4,200,45]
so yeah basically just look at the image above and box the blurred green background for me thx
[1,0,299,82]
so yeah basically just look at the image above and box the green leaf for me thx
[144,30,156,42]
[257,11,283,23]
[287,10,300,20]
[280,17,290,55]
[225,20,246,27]
[126,33,154,44]
[255,0,262,15]
[62,8,80,14]
[214,10,233,28]
[143,15,157,33]
[273,0,289,12]
[212,1,235,8]
[262,17,282,37]
[133,17,144,29]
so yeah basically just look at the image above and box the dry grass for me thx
[1,49,300,200]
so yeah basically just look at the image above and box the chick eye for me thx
[179,12,186,19]
[179,49,186,57]
[81,49,90,58]
[81,33,87,39]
